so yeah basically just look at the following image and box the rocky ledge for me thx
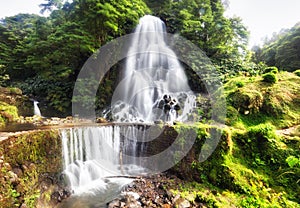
[107,173,205,208]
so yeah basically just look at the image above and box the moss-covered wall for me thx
[0,129,62,208]
[0,87,33,119]
[168,123,300,207]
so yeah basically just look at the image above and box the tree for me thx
[144,0,250,75]
[39,0,64,13]
[255,22,300,71]
[0,0,150,114]
[0,14,43,79]
[67,0,150,45]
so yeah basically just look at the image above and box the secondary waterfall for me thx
[108,15,196,123]
[33,100,42,116]
[61,126,147,200]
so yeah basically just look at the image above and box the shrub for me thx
[262,72,277,84]
[235,80,245,88]
[226,106,239,125]
[264,66,278,74]
[286,156,300,168]
[294,69,300,77]
[0,74,9,86]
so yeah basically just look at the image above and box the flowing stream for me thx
[60,15,197,207]
[59,125,148,207]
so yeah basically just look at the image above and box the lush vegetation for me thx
[253,22,300,72]
[0,0,150,114]
[170,71,300,207]
[0,0,299,207]
[0,0,252,114]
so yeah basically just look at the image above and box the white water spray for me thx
[60,15,199,206]
[108,15,196,123]
[61,126,146,196]
[33,100,42,116]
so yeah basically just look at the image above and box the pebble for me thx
[3,162,12,171]
[107,174,202,208]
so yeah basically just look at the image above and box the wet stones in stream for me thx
[107,174,202,208]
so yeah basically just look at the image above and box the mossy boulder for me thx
[0,130,63,208]
[0,101,19,126]
[169,124,233,184]
[0,87,33,117]
[262,72,278,84]
[264,66,279,74]
[223,72,300,128]
[227,89,263,114]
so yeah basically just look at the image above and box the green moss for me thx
[0,130,62,207]
[264,66,279,74]
[223,72,300,128]
[170,121,300,207]
[0,101,19,126]
[262,72,278,84]
[225,106,239,125]
[294,69,300,77]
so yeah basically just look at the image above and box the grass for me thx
[223,71,300,129]
[171,106,300,207]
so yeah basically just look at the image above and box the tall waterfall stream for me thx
[59,15,198,207]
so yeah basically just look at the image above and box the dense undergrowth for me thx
[170,71,300,207]
[225,71,300,128]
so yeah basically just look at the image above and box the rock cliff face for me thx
[0,129,66,208]
[0,87,33,126]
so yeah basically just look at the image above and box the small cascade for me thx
[107,15,197,123]
[61,126,147,197]
[33,100,42,116]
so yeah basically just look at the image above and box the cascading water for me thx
[59,125,147,207]
[33,100,42,116]
[107,15,196,123]
[60,15,198,206]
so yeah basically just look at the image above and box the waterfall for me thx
[61,126,147,196]
[108,15,196,123]
[60,15,198,206]
[33,100,42,116]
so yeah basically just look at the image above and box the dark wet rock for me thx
[51,187,72,203]
[106,173,195,208]
[12,167,23,178]
[108,199,121,208]
[96,117,108,123]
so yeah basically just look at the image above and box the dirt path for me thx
[276,125,299,136]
